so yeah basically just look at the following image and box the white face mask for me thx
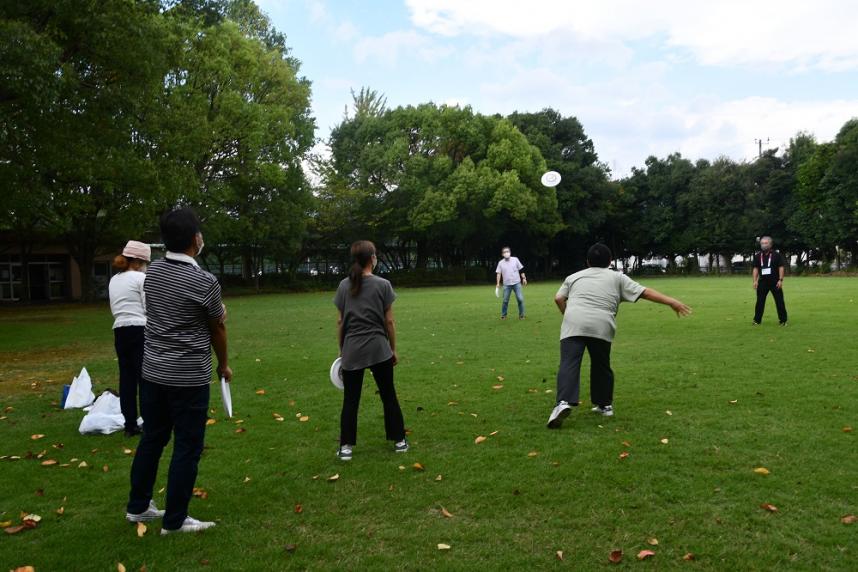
[502,251,511,259]
[196,233,205,257]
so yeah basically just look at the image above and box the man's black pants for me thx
[114,326,144,431]
[754,280,788,324]
[556,336,614,407]
[340,358,405,446]
[127,380,209,529]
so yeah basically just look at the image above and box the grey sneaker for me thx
[160,516,216,535]
[591,405,614,417]
[546,401,572,429]
[126,500,165,523]
[394,439,409,453]
[337,445,353,461]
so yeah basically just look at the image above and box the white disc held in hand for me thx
[541,171,561,187]
[330,357,344,391]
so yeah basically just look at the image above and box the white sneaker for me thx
[160,516,216,535]
[126,500,165,522]
[591,405,614,417]
[547,401,573,429]
[337,445,353,461]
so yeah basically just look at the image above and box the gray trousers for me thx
[556,336,614,407]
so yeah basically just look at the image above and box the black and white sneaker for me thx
[337,445,353,461]
[546,401,573,429]
[394,439,409,453]
[591,405,614,417]
[126,500,165,523]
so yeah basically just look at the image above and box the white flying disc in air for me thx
[541,171,562,187]
[329,357,344,391]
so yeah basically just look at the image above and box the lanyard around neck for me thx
[760,252,772,268]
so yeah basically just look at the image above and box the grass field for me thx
[1,276,857,570]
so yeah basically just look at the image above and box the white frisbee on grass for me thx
[541,171,562,187]
[329,357,344,391]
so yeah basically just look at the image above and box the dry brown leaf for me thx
[440,507,453,518]
[294,504,303,514]
[123,448,133,455]
[78,461,88,468]
[683,552,695,561]
[235,427,246,433]
[622,440,632,447]
[474,435,487,444]
[243,476,251,483]
[753,467,770,475]
[158,487,165,493]
[437,543,451,550]
[192,487,209,499]
[497,376,505,382]
[619,451,629,460]
[660,438,669,445]
[56,506,64,516]
[13,567,35,572]
[136,522,147,537]
[0,521,10,528]
[555,550,564,561]
[841,514,857,524]
[41,459,57,466]
[117,564,127,572]
[328,473,339,482]
[205,419,216,426]
[255,389,266,395]
[413,462,425,471]
[30,434,45,440]
[637,550,656,560]
[760,503,778,512]
[843,426,853,433]
[647,537,659,546]
[489,430,499,436]
[272,413,285,422]
[608,549,623,563]
[4,525,27,535]
[665,410,673,416]
[728,399,738,404]
[299,416,309,422]
[103,464,109,473]
[435,474,443,481]
[527,451,539,457]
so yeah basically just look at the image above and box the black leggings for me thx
[114,326,144,431]
[340,358,405,446]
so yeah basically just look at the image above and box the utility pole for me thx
[754,137,770,159]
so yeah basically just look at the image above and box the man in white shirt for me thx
[546,243,691,429]
[495,247,527,320]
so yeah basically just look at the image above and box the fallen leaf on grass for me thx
[255,389,266,395]
[103,465,109,473]
[437,543,451,550]
[328,473,340,482]
[78,461,88,468]
[492,384,504,390]
[608,549,623,563]
[235,427,246,433]
[299,416,309,422]
[843,426,853,433]
[683,553,695,561]
[440,507,453,518]
[243,476,251,483]
[841,514,857,524]
[30,434,45,440]
[413,462,425,471]
[206,419,216,426]
[660,438,669,445]
[56,507,64,515]
[272,413,285,422]
[117,564,127,572]
[497,376,505,382]
[619,451,629,460]
[474,435,487,444]
[4,525,27,535]
[753,467,770,475]
[136,522,147,537]
[123,448,133,455]
[555,550,563,561]
[192,487,209,499]
[0,521,10,528]
[728,400,738,405]
[622,440,632,447]
[637,550,656,560]
[41,459,57,466]
[284,544,297,553]
[760,503,778,512]
[647,537,659,546]
[527,451,539,457]
[294,504,303,514]
[665,410,673,416]
[489,430,499,436]
[13,567,35,572]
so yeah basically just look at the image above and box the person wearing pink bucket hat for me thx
[109,240,151,437]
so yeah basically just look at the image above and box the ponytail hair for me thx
[349,240,376,297]
[112,255,130,272]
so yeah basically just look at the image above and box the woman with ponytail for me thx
[109,240,151,437]
[333,240,407,461]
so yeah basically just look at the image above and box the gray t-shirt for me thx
[334,274,397,370]
[556,267,645,342]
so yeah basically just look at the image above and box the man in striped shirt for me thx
[125,208,232,535]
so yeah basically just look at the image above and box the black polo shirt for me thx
[752,250,784,283]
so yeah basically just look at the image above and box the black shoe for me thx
[124,427,142,438]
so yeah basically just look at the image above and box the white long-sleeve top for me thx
[109,270,146,329]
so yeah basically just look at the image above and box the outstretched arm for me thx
[640,288,692,317]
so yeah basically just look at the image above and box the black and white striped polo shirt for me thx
[142,252,224,387]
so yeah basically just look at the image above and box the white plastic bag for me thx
[64,367,95,409]
[79,391,133,435]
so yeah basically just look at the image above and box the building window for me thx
[0,258,24,301]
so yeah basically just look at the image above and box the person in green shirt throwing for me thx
[546,243,692,429]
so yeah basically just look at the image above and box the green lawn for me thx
[1,277,856,570]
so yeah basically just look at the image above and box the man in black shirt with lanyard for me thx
[752,235,788,326]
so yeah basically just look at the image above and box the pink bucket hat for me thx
[122,240,151,262]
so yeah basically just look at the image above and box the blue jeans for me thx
[501,283,525,317]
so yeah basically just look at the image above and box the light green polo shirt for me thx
[556,267,645,342]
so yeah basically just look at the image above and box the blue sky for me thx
[257,0,858,176]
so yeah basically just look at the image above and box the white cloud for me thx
[353,30,453,66]
[405,0,858,71]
